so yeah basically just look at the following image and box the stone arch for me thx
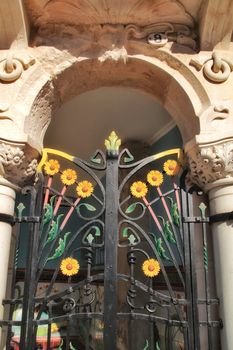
[22,53,211,152]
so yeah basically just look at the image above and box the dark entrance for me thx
[0,132,220,349]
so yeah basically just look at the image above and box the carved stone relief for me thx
[124,23,197,50]
[0,141,40,187]
[190,51,233,83]
[31,22,197,57]
[196,102,233,144]
[187,140,233,189]
[0,51,36,83]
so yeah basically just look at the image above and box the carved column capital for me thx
[0,140,40,188]
[186,139,233,191]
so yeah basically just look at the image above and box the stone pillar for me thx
[0,140,40,348]
[0,182,16,346]
[208,185,233,350]
[187,139,233,350]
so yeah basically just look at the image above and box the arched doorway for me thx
[0,50,221,350]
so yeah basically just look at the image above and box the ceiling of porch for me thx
[44,87,174,160]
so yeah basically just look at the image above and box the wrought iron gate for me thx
[0,132,221,349]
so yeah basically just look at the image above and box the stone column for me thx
[0,181,16,346]
[187,139,233,350]
[0,141,40,348]
[208,184,233,350]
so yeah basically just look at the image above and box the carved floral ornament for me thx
[190,52,233,83]
[0,142,39,187]
[187,140,233,190]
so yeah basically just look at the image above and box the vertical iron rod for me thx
[103,153,119,350]
[181,188,196,350]
[19,178,43,349]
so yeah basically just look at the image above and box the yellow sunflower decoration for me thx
[147,170,163,187]
[130,181,148,198]
[142,258,160,277]
[76,180,94,198]
[51,323,59,333]
[44,159,60,176]
[61,169,77,186]
[60,257,80,276]
[163,160,180,176]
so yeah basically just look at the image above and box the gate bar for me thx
[103,151,119,350]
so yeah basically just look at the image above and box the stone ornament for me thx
[147,33,168,47]
[0,142,39,187]
[190,52,233,83]
[187,140,233,189]
[0,53,36,83]
[124,23,197,50]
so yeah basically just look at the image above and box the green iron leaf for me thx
[164,220,176,244]
[44,214,63,246]
[43,195,56,225]
[199,202,207,219]
[77,203,96,213]
[87,233,94,244]
[17,203,25,218]
[123,150,134,163]
[142,339,149,350]
[128,234,136,245]
[154,237,170,261]
[122,227,128,238]
[57,339,63,350]
[156,341,161,350]
[93,226,101,237]
[69,342,76,350]
[125,202,145,214]
[47,232,71,262]
[168,197,180,227]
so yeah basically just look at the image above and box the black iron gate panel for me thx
[0,132,221,349]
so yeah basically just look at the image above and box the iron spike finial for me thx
[104,131,121,157]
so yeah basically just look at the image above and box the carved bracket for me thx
[190,52,233,83]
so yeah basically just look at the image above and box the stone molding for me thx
[0,140,40,188]
[187,139,233,190]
